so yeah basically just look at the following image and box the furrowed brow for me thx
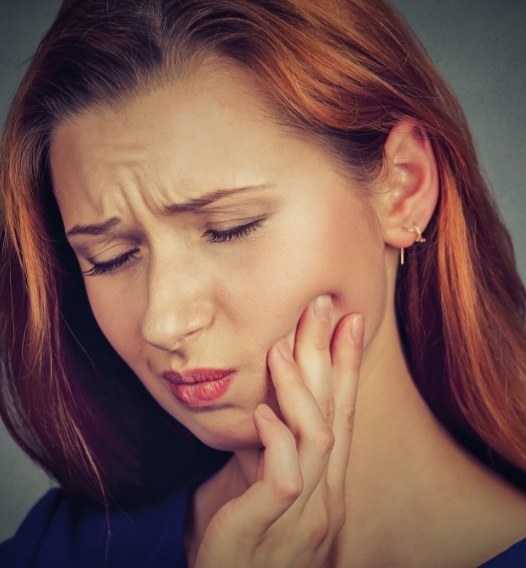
[65,183,272,238]
[162,183,272,214]
[66,217,120,238]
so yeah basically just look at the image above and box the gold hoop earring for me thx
[400,222,426,265]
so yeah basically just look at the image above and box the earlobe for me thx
[379,118,439,251]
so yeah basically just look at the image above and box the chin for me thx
[189,413,264,452]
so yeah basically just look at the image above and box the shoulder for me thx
[0,488,65,567]
[479,538,526,567]
[0,477,204,568]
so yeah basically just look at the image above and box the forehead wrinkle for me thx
[51,60,291,231]
[54,106,177,222]
[82,151,178,226]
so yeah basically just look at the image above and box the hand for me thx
[194,295,364,568]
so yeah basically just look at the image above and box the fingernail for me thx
[350,314,364,344]
[257,404,276,421]
[277,339,294,362]
[312,294,332,319]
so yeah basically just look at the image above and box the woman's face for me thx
[51,60,388,451]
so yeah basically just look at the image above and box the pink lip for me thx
[162,368,236,408]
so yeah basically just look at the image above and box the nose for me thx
[141,251,213,352]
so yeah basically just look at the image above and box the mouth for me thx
[162,368,236,408]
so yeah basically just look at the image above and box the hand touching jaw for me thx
[186,296,364,568]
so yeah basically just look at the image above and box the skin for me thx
[50,59,526,566]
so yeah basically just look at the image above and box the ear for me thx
[378,118,439,252]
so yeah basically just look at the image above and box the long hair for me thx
[1,0,525,505]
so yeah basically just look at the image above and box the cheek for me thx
[227,201,386,352]
[84,276,144,365]
[324,209,387,344]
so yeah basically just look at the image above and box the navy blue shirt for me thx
[1,480,525,567]
[0,477,203,568]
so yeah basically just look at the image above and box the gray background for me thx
[1,0,525,541]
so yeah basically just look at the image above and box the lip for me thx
[162,368,236,408]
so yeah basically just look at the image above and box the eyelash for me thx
[83,218,265,277]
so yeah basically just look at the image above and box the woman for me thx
[1,0,525,566]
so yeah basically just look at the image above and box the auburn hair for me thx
[1,0,525,506]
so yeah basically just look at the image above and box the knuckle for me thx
[272,474,303,503]
[312,336,330,351]
[331,504,347,533]
[313,426,335,455]
[344,406,356,434]
[306,509,330,551]
[318,393,335,425]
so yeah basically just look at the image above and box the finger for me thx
[293,295,334,425]
[327,313,363,492]
[211,404,303,540]
[267,340,335,495]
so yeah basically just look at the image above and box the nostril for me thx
[141,267,213,351]
[142,315,206,353]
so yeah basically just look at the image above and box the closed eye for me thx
[203,218,264,243]
[82,218,265,276]
[82,247,140,276]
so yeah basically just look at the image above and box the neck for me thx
[329,293,526,566]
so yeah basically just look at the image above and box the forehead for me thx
[49,59,304,219]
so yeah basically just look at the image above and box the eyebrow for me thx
[66,183,272,238]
